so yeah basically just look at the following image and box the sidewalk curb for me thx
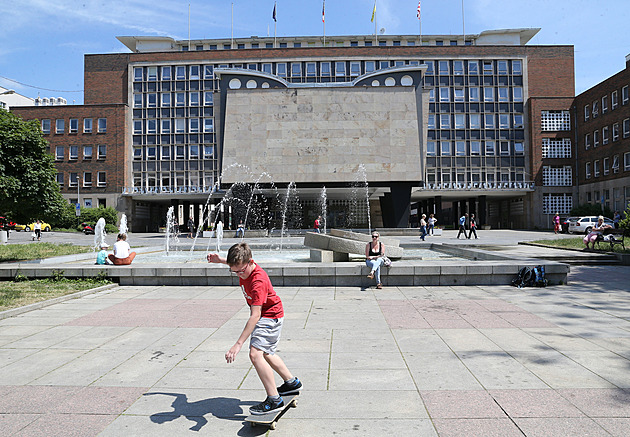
[0,283,119,320]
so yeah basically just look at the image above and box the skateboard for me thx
[245,394,298,430]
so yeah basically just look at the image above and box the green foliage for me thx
[14,271,28,282]
[0,242,92,262]
[50,270,65,282]
[79,206,119,226]
[618,201,630,232]
[105,224,119,234]
[569,203,613,218]
[0,110,67,224]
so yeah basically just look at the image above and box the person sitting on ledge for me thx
[108,233,137,265]
[583,216,612,250]
[365,231,386,289]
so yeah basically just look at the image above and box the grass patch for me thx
[0,243,93,262]
[0,274,111,312]
[531,237,629,253]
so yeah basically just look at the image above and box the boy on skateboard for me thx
[207,242,302,414]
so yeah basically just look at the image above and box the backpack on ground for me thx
[532,265,548,287]
[511,267,533,288]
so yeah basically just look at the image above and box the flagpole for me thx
[188,4,191,49]
[231,2,234,47]
[461,0,465,42]
[274,2,277,48]
[323,0,326,46]
[374,1,378,45]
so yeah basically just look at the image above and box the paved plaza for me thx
[1,231,630,435]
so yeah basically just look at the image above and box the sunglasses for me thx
[372,235,379,238]
[229,263,250,274]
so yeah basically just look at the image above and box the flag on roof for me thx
[417,1,421,20]
[322,0,325,23]
[272,3,277,22]
[371,1,376,22]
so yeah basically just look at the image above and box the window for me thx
[440,114,450,129]
[97,145,106,159]
[612,90,618,110]
[83,118,92,133]
[514,142,524,155]
[83,172,92,187]
[134,67,143,81]
[500,141,510,155]
[147,146,156,159]
[305,62,317,77]
[56,119,65,134]
[427,114,435,129]
[468,61,479,75]
[439,61,449,75]
[320,62,331,76]
[161,145,170,159]
[204,145,214,158]
[56,173,64,187]
[204,118,214,132]
[175,93,185,106]
[542,138,571,158]
[69,145,78,160]
[623,85,629,105]
[41,119,51,134]
[427,141,436,156]
[499,114,509,129]
[97,118,107,133]
[514,114,524,128]
[483,87,494,102]
[613,123,619,141]
[471,141,481,155]
[55,146,64,160]
[133,94,142,108]
[543,166,572,186]
[429,88,435,102]
[453,88,465,102]
[484,114,494,129]
[453,61,464,75]
[133,147,142,160]
[592,101,599,118]
[175,118,185,133]
[456,141,466,156]
[454,114,465,129]
[176,145,185,159]
[83,145,92,160]
[540,110,570,131]
[602,126,609,145]
[469,114,480,129]
[585,133,591,149]
[512,60,522,75]
[189,92,199,106]
[497,60,508,75]
[277,63,287,77]
[602,95,608,114]
[147,119,157,134]
[498,87,509,102]
[483,61,493,74]
[625,152,630,171]
[485,140,495,155]
[148,66,157,81]
[133,120,142,134]
[69,173,78,187]
[624,118,630,138]
[440,141,452,156]
[542,193,573,215]
[291,62,302,78]
[335,62,345,76]
[594,160,600,177]
[189,118,199,133]
[584,105,589,121]
[613,155,619,173]
[176,66,186,80]
[594,130,600,147]
[439,87,449,102]
[69,118,78,133]
[603,157,610,175]
[190,65,199,79]
[365,61,376,73]
[147,93,157,107]
[513,87,523,102]
[586,162,591,179]
[469,87,480,102]
[350,62,361,77]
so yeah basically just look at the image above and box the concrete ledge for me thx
[304,231,404,259]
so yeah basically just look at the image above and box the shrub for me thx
[570,203,613,218]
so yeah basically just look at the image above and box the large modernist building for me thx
[13,28,584,232]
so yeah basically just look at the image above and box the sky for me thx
[1,0,628,105]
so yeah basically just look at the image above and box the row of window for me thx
[428,113,524,130]
[585,155,623,178]
[425,168,527,184]
[133,144,215,160]
[133,118,214,135]
[55,145,107,161]
[133,91,213,108]
[181,39,474,52]
[429,86,523,103]
[585,187,630,213]
[133,59,523,83]
[426,140,524,156]
[42,118,107,135]
[584,85,629,121]
[56,171,106,188]
[133,172,216,190]
[584,118,630,149]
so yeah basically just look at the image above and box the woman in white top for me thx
[107,233,137,265]
[34,220,42,241]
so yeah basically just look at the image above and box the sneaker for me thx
[367,272,374,279]
[376,283,383,289]
[249,397,284,415]
[277,377,302,395]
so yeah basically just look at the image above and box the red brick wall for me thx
[11,104,130,194]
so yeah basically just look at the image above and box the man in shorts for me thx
[207,242,302,414]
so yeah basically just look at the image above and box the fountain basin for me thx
[304,230,404,260]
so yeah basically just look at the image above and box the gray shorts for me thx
[250,317,284,355]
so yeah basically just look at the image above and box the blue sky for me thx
[1,0,628,104]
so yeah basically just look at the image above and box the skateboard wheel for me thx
[270,422,276,430]
[291,399,298,407]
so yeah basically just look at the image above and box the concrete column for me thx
[478,195,487,227]
[380,182,413,228]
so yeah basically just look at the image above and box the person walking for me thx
[420,214,427,241]
[187,217,195,239]
[33,220,42,241]
[313,216,321,233]
[468,213,478,239]
[427,214,437,236]
[553,213,560,234]
[457,213,468,239]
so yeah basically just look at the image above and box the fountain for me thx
[165,206,179,255]
[319,186,327,234]
[93,218,106,251]
[119,213,128,235]
[214,220,224,253]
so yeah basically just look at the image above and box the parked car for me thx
[561,217,579,234]
[568,216,614,234]
[14,222,52,232]
[0,216,17,231]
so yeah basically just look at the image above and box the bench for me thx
[595,229,626,252]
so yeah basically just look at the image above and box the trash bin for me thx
[0,230,7,244]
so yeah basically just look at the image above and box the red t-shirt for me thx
[239,264,284,319]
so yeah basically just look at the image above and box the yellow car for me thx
[15,222,52,232]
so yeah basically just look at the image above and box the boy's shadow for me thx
[145,392,262,434]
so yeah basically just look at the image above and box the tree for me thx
[0,109,67,224]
